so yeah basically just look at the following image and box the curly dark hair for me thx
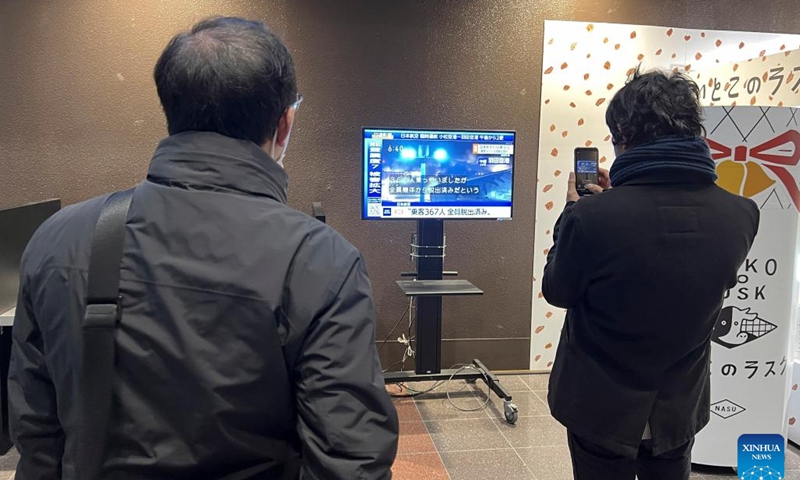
[605,67,705,148]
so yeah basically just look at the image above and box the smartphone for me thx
[574,147,599,196]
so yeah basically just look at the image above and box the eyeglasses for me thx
[292,93,304,112]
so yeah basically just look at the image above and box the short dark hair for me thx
[154,17,297,145]
[605,67,704,148]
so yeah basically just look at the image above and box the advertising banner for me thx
[530,20,800,370]
[693,106,800,467]
[693,48,800,109]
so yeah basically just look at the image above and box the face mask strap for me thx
[270,94,302,167]
[270,129,280,161]
[270,126,293,168]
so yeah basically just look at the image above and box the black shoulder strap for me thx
[79,188,134,480]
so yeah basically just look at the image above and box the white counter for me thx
[0,308,14,327]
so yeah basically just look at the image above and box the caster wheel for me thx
[504,401,519,424]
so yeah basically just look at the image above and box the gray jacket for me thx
[10,131,398,479]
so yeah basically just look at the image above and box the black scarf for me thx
[609,135,718,187]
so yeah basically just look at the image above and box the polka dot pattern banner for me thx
[530,21,800,369]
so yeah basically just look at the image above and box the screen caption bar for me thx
[376,206,511,219]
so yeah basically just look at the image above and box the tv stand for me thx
[383,219,518,424]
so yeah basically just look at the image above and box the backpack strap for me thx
[78,188,134,479]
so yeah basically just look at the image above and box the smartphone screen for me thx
[574,147,599,194]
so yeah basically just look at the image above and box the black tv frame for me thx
[361,127,517,221]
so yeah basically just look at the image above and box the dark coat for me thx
[543,170,759,458]
[9,132,398,480]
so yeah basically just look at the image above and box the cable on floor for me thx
[388,363,493,413]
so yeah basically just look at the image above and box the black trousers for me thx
[567,431,693,480]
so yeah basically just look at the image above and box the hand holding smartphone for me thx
[574,147,599,196]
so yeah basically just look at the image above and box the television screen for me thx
[362,128,515,220]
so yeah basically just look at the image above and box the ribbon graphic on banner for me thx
[706,130,800,211]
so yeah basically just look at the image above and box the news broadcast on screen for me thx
[362,128,515,220]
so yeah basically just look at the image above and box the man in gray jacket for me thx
[9,17,398,480]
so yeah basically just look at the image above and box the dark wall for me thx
[2,0,799,370]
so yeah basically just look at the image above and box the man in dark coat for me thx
[9,17,398,480]
[543,70,759,480]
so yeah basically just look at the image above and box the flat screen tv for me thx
[362,128,515,220]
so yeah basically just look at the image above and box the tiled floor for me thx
[388,373,800,480]
[0,449,16,480]
[1,374,798,479]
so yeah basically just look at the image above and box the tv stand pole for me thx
[414,219,444,374]
[383,219,519,424]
